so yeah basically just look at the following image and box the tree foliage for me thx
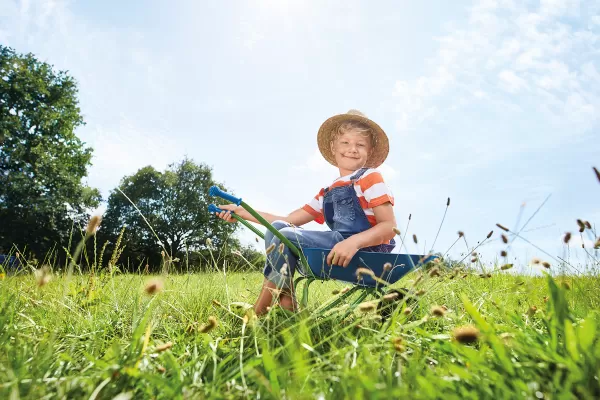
[101,158,245,269]
[0,45,100,257]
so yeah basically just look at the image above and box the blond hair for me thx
[330,121,376,150]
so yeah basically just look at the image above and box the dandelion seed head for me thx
[86,215,102,236]
[452,325,480,344]
[430,305,446,317]
[155,342,173,353]
[199,316,218,333]
[144,278,164,295]
[265,243,276,255]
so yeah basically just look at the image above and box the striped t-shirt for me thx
[302,168,394,226]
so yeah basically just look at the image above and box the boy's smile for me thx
[331,131,372,175]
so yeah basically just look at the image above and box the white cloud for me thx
[392,0,600,142]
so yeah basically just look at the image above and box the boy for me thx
[216,110,396,315]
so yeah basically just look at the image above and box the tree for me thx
[0,46,101,258]
[101,159,241,269]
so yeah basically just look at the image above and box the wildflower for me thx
[500,263,513,270]
[543,296,549,303]
[341,287,350,294]
[584,221,592,229]
[144,278,164,295]
[199,316,218,333]
[531,258,541,265]
[576,219,586,232]
[413,234,418,244]
[265,243,276,254]
[206,238,213,247]
[452,325,480,344]
[0,273,5,280]
[416,289,426,296]
[430,305,446,317]
[383,262,392,272]
[563,232,572,244]
[458,231,464,238]
[332,289,340,295]
[542,261,550,269]
[154,342,173,353]
[383,292,399,301]
[487,273,492,278]
[393,337,404,352]
[594,237,600,249]
[561,281,571,290]
[278,243,285,254]
[501,234,508,244]
[496,223,509,232]
[500,250,508,257]
[487,230,494,239]
[280,263,289,275]
[527,306,537,317]
[403,307,412,315]
[356,267,375,280]
[157,365,166,373]
[85,215,102,236]
[429,268,440,277]
[34,265,52,287]
[358,301,376,312]
[471,257,478,263]
[392,227,401,235]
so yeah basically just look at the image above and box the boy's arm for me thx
[326,203,397,266]
[216,204,316,226]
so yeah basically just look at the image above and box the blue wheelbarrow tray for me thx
[299,248,435,288]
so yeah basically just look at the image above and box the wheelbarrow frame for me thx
[208,186,433,315]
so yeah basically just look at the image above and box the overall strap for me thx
[323,168,370,195]
[350,167,370,183]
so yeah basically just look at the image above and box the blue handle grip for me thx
[209,186,242,205]
[208,204,234,214]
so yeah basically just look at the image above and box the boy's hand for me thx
[327,237,360,267]
[215,204,240,223]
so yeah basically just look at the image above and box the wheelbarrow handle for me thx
[209,186,242,206]
[208,204,231,214]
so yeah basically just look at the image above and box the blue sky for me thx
[1,0,599,272]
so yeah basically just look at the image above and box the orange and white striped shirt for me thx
[302,168,394,226]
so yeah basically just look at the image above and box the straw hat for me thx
[317,109,389,168]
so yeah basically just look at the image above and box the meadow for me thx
[1,257,599,399]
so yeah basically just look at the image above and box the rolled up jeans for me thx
[262,220,346,289]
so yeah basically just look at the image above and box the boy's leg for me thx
[254,279,280,315]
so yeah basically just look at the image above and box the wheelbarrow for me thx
[208,186,436,315]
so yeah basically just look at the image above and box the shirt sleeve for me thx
[359,170,395,208]
[302,188,325,224]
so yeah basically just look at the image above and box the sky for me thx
[1,0,599,273]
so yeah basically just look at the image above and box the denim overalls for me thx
[263,168,395,288]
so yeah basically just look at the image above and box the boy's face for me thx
[331,130,372,172]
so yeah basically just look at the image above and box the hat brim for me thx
[317,113,389,168]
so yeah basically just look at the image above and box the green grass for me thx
[1,268,599,399]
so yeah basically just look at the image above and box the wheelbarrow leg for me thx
[300,278,315,309]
